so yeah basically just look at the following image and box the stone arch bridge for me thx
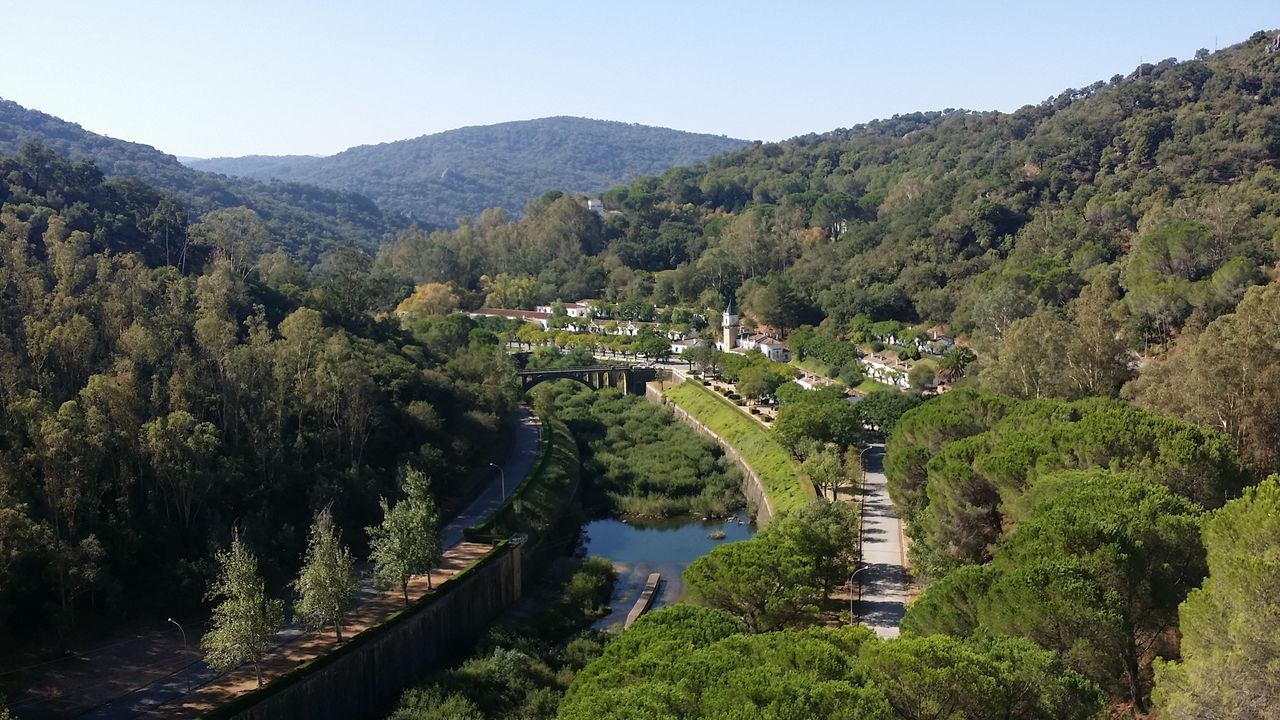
[516,365,654,394]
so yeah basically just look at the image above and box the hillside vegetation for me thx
[188,117,748,227]
[0,147,515,650]
[0,98,388,259]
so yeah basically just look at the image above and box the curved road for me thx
[63,408,542,720]
[852,445,909,638]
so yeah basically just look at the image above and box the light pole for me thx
[857,444,875,488]
[168,617,190,692]
[488,462,506,499]
[847,566,868,625]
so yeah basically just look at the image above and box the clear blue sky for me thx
[2,1,1275,158]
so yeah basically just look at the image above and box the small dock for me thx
[624,572,662,628]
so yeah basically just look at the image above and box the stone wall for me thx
[645,378,775,525]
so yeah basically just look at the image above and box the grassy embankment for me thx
[663,381,813,514]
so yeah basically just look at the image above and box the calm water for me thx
[580,516,755,629]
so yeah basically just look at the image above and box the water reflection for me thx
[580,517,755,629]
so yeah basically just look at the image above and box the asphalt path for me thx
[852,445,909,638]
[75,407,542,720]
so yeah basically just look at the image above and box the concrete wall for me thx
[217,543,525,720]
[645,379,775,525]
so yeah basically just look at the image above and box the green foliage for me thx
[1127,283,1280,476]
[903,469,1207,710]
[886,389,1245,576]
[772,386,863,455]
[0,150,513,645]
[559,605,1101,720]
[293,507,358,641]
[201,533,284,686]
[0,105,385,260]
[684,531,821,633]
[535,383,742,518]
[367,470,443,604]
[190,117,748,229]
[1154,476,1280,717]
[855,390,923,433]
[663,381,812,512]
[388,556,615,720]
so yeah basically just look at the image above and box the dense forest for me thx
[0,146,516,649]
[0,98,389,259]
[187,117,748,227]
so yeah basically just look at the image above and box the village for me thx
[469,298,970,403]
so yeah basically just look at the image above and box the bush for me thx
[870,340,886,352]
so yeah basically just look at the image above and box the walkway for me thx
[851,445,909,638]
[8,409,542,720]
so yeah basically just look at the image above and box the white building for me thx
[587,198,605,216]
[715,303,790,362]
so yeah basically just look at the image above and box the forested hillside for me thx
[0,98,388,259]
[187,117,748,226]
[380,33,1277,350]
[0,147,516,649]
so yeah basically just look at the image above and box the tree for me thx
[907,362,936,391]
[801,444,846,501]
[1154,476,1280,718]
[763,500,859,597]
[772,388,863,455]
[684,537,821,632]
[737,365,782,402]
[188,207,269,278]
[936,346,976,383]
[1065,271,1133,396]
[979,308,1075,399]
[367,469,443,605]
[293,507,358,642]
[201,532,284,687]
[855,390,923,434]
[395,283,459,317]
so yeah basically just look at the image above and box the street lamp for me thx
[857,444,876,488]
[168,617,190,692]
[488,462,506,498]
[847,566,869,625]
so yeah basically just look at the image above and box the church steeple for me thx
[722,301,739,350]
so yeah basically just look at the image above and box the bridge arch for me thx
[516,366,649,395]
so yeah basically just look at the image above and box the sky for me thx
[2,1,1276,158]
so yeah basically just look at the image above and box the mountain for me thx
[0,98,388,260]
[382,30,1280,372]
[185,117,749,226]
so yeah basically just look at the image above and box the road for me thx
[60,408,542,720]
[852,445,909,638]
[441,407,543,548]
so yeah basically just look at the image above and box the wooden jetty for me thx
[624,572,662,628]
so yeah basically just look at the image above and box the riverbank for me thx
[660,380,814,519]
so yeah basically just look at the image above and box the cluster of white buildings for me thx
[714,303,790,362]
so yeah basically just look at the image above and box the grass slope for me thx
[664,381,812,513]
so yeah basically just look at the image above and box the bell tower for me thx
[721,301,739,351]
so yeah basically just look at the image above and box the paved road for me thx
[852,445,909,638]
[73,408,542,720]
[441,407,542,548]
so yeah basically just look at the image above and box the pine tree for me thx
[200,532,283,687]
[292,507,357,642]
[366,469,442,605]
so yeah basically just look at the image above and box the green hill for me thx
[382,30,1280,353]
[0,97,387,260]
[186,117,749,226]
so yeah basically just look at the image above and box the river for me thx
[581,516,755,629]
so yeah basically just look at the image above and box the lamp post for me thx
[488,462,506,499]
[857,444,875,488]
[168,617,190,692]
[847,566,868,625]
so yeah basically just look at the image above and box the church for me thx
[715,303,790,362]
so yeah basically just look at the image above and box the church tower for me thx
[722,301,739,351]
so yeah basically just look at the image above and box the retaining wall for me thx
[645,379,775,525]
